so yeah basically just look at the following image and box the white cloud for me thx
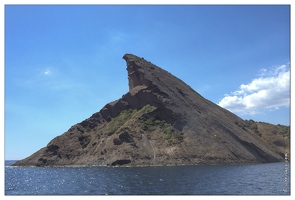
[44,70,51,76]
[18,67,80,91]
[218,64,290,115]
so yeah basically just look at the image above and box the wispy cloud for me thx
[43,69,52,76]
[218,64,290,115]
[16,67,82,92]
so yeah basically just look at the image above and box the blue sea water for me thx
[5,160,290,195]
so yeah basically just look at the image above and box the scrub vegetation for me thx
[105,104,183,144]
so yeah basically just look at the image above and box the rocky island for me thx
[13,54,290,167]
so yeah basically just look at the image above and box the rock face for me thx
[13,54,290,167]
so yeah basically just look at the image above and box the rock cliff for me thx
[13,54,289,167]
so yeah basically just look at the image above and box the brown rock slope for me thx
[13,54,290,167]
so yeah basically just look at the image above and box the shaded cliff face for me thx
[13,54,289,167]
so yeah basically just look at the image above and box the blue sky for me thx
[4,5,290,160]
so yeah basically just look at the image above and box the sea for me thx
[5,160,290,195]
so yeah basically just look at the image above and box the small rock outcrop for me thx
[13,54,290,167]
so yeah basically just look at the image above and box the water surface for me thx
[5,160,290,195]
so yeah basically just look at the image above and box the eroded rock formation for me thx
[13,54,290,167]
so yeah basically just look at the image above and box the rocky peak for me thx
[12,54,289,167]
[123,54,156,91]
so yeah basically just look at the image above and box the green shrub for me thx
[278,124,290,138]
[139,117,157,131]
[78,135,91,148]
[244,119,261,136]
[105,104,157,136]
[139,115,183,144]
[106,109,136,135]
[104,104,184,144]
